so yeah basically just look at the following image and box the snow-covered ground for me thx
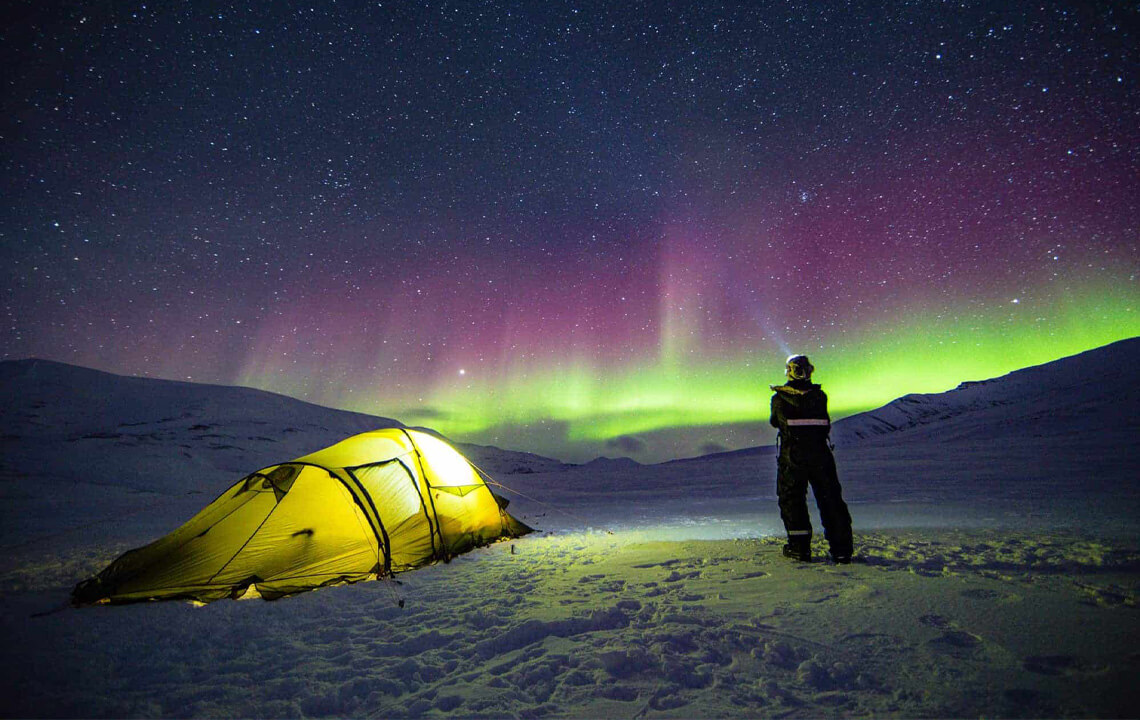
[1,338,1138,717]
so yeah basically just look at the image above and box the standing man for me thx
[770,355,853,563]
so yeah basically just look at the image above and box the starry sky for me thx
[3,1,1137,463]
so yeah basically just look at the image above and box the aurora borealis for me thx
[3,2,1137,462]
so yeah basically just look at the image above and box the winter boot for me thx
[782,542,812,562]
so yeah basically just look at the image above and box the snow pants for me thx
[776,448,853,559]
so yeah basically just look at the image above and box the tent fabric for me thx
[72,428,532,605]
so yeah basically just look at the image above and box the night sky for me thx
[3,2,1137,463]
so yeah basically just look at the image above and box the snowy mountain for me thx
[2,339,1137,547]
[0,358,566,479]
[830,336,1140,447]
[0,358,400,476]
[572,456,643,472]
[0,359,563,548]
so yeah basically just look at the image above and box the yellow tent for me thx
[72,428,532,605]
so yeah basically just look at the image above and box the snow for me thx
[1,338,1138,717]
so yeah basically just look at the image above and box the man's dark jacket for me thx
[770,379,832,460]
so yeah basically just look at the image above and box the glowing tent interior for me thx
[72,428,532,605]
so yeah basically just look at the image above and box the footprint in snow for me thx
[929,630,983,650]
[1023,654,1091,676]
[632,559,684,569]
[806,593,840,604]
[919,614,951,628]
[960,588,1001,600]
[920,614,983,651]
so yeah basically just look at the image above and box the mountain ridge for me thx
[4,336,1137,474]
[2,340,1137,547]
[830,336,1139,446]
[0,357,567,480]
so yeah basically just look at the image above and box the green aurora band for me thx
[396,283,1137,450]
[229,277,1136,462]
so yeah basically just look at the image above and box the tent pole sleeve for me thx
[401,430,447,560]
[342,469,392,576]
[394,456,439,560]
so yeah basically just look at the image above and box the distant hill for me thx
[0,358,400,440]
[572,456,642,472]
[6,335,1136,483]
[1,339,1137,546]
[0,358,571,547]
[669,337,1140,465]
[0,358,565,491]
[830,336,1140,447]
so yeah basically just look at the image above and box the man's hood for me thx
[770,382,822,407]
